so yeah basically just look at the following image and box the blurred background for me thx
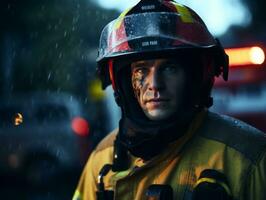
[0,0,266,199]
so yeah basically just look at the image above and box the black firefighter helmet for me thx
[96,0,228,111]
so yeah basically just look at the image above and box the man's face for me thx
[131,58,186,121]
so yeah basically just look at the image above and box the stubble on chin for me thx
[144,108,170,120]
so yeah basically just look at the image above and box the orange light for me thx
[71,117,90,137]
[225,46,265,67]
[14,113,23,126]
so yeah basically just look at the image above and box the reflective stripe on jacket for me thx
[73,111,266,200]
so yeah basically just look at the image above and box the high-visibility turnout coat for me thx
[73,111,266,200]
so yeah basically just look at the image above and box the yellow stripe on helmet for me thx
[114,7,131,29]
[172,2,194,23]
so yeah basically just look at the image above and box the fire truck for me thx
[212,45,266,132]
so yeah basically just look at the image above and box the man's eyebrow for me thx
[132,60,154,68]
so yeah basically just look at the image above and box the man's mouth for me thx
[145,98,170,107]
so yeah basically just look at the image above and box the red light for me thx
[71,117,90,137]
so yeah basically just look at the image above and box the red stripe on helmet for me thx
[111,22,131,53]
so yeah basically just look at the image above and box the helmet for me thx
[96,0,229,94]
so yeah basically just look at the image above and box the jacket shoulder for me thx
[199,111,266,163]
[94,128,118,154]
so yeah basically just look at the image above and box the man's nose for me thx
[148,68,164,91]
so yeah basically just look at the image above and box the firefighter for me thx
[73,0,266,199]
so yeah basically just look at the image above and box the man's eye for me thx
[163,65,177,72]
[135,68,147,75]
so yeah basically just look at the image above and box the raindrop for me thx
[66,74,70,81]
[56,150,62,157]
[84,98,88,104]
[58,52,62,59]
[55,43,58,49]
[72,15,80,24]
[47,72,52,80]
[64,31,67,37]
[72,26,76,31]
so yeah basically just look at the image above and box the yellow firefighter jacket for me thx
[73,111,266,200]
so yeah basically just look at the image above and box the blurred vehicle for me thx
[212,45,266,132]
[0,92,93,187]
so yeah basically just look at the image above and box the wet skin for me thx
[131,58,186,121]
